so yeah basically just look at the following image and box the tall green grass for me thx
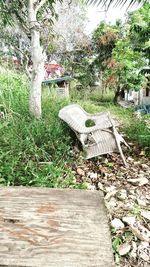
[0,72,29,115]
[70,80,115,103]
[126,119,150,155]
[0,72,86,188]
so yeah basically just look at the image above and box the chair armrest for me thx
[87,113,119,128]
[80,124,109,134]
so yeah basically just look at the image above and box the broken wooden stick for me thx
[108,114,128,167]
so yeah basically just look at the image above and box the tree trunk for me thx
[113,85,121,104]
[28,0,44,118]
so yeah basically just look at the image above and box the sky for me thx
[86,3,142,33]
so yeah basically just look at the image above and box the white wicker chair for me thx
[59,104,128,165]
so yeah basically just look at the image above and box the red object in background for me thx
[45,63,61,72]
[44,63,64,80]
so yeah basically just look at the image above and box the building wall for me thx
[125,89,150,105]
[124,90,139,105]
[142,97,150,105]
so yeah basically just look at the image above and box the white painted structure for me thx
[124,76,150,105]
[123,69,150,105]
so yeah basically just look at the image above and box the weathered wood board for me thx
[0,187,114,267]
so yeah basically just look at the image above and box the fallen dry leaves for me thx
[71,142,150,267]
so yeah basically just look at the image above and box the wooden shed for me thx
[42,76,72,98]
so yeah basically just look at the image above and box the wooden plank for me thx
[0,188,114,267]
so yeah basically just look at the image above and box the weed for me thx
[0,72,84,188]
[125,119,150,156]
[112,236,122,253]
[112,236,122,265]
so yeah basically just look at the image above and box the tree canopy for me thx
[92,2,149,102]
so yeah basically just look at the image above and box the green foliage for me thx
[89,90,114,103]
[130,204,143,217]
[125,119,150,156]
[70,83,115,103]
[0,70,149,189]
[60,49,96,87]
[0,0,56,70]
[0,72,85,188]
[92,4,149,102]
[128,2,150,60]
[93,21,121,69]
[0,0,55,26]
[112,236,122,253]
[0,72,29,114]
[85,119,95,127]
[110,38,146,91]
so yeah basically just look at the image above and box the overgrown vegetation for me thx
[0,0,149,189]
[0,72,86,187]
[0,71,149,187]
[0,2,149,267]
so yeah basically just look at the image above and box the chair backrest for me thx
[59,104,88,132]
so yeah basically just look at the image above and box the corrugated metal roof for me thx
[42,76,72,84]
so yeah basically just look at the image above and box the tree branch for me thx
[35,0,48,13]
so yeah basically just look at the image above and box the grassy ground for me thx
[0,71,150,187]
[70,86,150,155]
[0,72,77,187]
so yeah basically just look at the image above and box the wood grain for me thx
[0,187,114,267]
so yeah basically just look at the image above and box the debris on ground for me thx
[71,143,150,267]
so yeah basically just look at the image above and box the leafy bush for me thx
[125,119,150,156]
[60,49,97,87]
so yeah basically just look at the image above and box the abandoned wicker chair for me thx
[59,104,128,165]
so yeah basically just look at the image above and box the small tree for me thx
[104,39,146,103]
[0,0,56,118]
[92,21,122,94]
[93,21,121,65]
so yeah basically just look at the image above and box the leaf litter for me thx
[72,142,150,267]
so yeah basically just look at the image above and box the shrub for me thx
[126,119,150,156]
